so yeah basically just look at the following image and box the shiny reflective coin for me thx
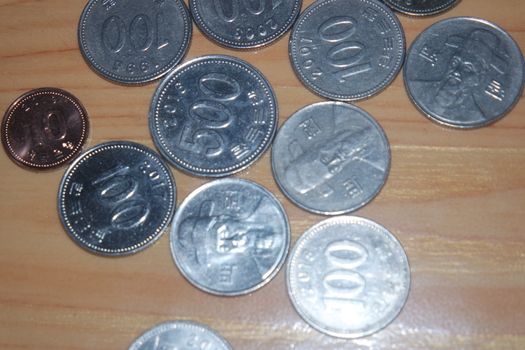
[287,216,410,338]
[150,55,277,177]
[1,88,89,170]
[272,102,390,215]
[404,17,525,128]
[190,0,302,49]
[129,321,232,350]
[289,0,405,101]
[58,141,176,256]
[383,0,460,16]
[78,0,192,84]
[170,178,290,296]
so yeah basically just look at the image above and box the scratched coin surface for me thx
[78,0,192,84]
[272,102,390,215]
[58,141,176,256]
[404,17,525,128]
[1,88,89,170]
[128,321,232,350]
[287,216,410,338]
[383,0,460,16]
[170,178,290,296]
[190,0,302,48]
[150,55,277,177]
[289,0,405,101]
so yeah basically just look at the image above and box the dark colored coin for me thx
[1,88,89,170]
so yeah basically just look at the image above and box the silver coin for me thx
[78,0,192,84]
[404,17,525,128]
[190,0,302,49]
[150,55,278,177]
[383,0,460,16]
[170,178,290,296]
[129,320,232,350]
[272,101,390,215]
[58,141,176,256]
[289,0,405,101]
[287,216,410,338]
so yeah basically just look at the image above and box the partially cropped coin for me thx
[78,0,192,84]
[1,88,89,170]
[272,102,390,215]
[170,178,290,296]
[404,17,525,128]
[289,0,405,101]
[58,141,176,256]
[129,321,232,350]
[150,55,277,177]
[287,216,410,338]
[383,0,460,16]
[190,0,302,49]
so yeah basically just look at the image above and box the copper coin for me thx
[1,88,89,169]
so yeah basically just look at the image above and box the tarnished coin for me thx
[170,178,290,296]
[404,17,525,128]
[150,55,277,177]
[289,0,405,101]
[129,321,232,350]
[190,0,302,49]
[58,141,176,256]
[383,0,460,16]
[287,216,410,338]
[78,0,192,84]
[1,88,89,170]
[272,102,390,215]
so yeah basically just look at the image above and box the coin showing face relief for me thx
[129,321,232,350]
[190,0,302,49]
[170,178,290,296]
[1,88,89,170]
[404,17,525,128]
[78,0,192,84]
[150,55,278,177]
[383,0,460,16]
[58,141,176,256]
[287,216,410,338]
[272,102,390,215]
[289,0,405,101]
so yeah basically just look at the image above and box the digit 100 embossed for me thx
[58,141,176,256]
[78,0,192,84]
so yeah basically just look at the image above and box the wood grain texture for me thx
[1,0,524,349]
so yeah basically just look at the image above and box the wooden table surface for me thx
[1,0,524,349]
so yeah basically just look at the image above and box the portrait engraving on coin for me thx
[150,55,277,177]
[272,102,390,215]
[405,18,525,128]
[170,179,289,295]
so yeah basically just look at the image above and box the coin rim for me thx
[128,320,233,350]
[403,16,525,129]
[271,101,391,215]
[57,140,177,256]
[383,0,461,16]
[149,54,278,177]
[189,0,303,49]
[77,0,192,85]
[1,87,90,170]
[170,178,290,296]
[286,215,411,339]
[289,0,406,101]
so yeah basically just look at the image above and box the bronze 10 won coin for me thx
[1,88,89,170]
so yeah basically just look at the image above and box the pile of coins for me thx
[1,0,524,348]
